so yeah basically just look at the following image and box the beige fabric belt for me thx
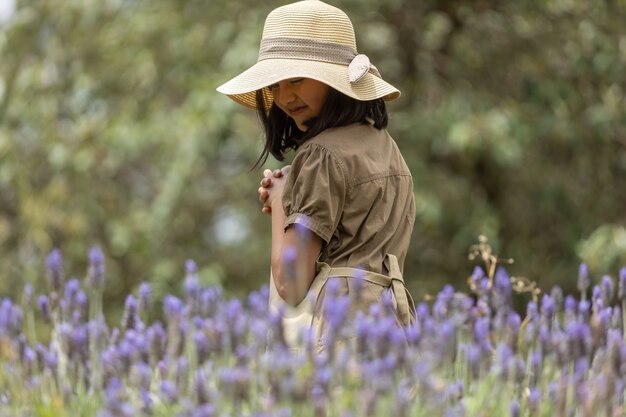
[311,253,416,326]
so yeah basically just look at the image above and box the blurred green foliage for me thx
[1,0,625,313]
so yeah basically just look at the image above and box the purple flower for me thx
[611,305,622,330]
[163,295,184,319]
[438,284,454,304]
[592,285,602,307]
[322,281,350,331]
[44,348,58,371]
[564,295,577,316]
[541,294,555,322]
[312,383,327,412]
[433,298,448,320]
[247,286,269,316]
[465,343,482,378]
[529,351,542,387]
[444,294,470,328]
[193,404,217,417]
[199,286,222,317]
[495,343,514,379]
[218,366,251,401]
[479,277,490,296]
[159,381,178,404]
[566,322,592,359]
[75,290,88,310]
[146,322,167,360]
[282,246,297,282]
[445,379,463,402]
[578,299,591,322]
[315,366,333,389]
[618,267,626,301]
[528,387,541,414]
[194,369,213,405]
[470,266,485,290]
[438,321,456,352]
[598,307,612,334]
[129,361,152,390]
[539,324,551,353]
[38,295,50,321]
[122,295,143,331]
[510,399,520,417]
[550,286,563,312]
[0,298,23,337]
[89,317,109,349]
[493,267,512,310]
[508,312,521,333]
[526,301,538,322]
[474,317,492,352]
[69,325,89,360]
[404,321,421,347]
[138,282,152,311]
[99,378,135,417]
[416,302,430,321]
[577,263,590,296]
[22,345,36,373]
[184,260,200,300]
[64,278,81,301]
[88,246,105,289]
[572,357,588,385]
[127,329,149,359]
[46,249,64,293]
[602,275,614,304]
[185,259,197,275]
[22,284,34,307]
[139,389,152,414]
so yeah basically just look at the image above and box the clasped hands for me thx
[258,166,291,215]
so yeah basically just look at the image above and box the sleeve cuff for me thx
[284,212,332,243]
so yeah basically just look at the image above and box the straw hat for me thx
[216,0,400,109]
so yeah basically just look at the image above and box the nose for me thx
[275,83,296,107]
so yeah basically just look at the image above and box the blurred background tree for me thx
[1,0,625,317]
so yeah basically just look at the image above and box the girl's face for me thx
[269,78,329,132]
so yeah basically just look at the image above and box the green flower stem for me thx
[89,286,103,392]
[622,299,626,344]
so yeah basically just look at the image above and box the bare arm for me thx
[270,199,322,306]
[259,168,322,306]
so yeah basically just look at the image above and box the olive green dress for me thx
[270,122,416,352]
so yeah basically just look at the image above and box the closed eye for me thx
[266,78,303,92]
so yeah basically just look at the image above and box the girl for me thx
[217,0,416,350]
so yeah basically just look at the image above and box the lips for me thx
[288,106,307,116]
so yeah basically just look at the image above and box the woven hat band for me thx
[259,37,355,64]
[259,37,381,82]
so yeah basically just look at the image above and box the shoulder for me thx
[298,124,388,156]
[308,123,381,146]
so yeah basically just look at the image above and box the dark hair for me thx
[253,87,388,168]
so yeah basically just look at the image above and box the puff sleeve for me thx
[282,143,347,243]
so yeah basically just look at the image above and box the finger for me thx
[260,177,271,188]
[258,188,268,201]
[273,169,282,178]
[281,165,291,175]
[263,169,273,178]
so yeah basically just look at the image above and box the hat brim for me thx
[216,59,400,110]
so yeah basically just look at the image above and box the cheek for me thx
[311,93,328,114]
[315,88,330,112]
[272,94,287,113]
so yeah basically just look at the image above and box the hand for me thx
[258,166,290,215]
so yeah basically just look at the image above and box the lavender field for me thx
[1,244,626,417]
